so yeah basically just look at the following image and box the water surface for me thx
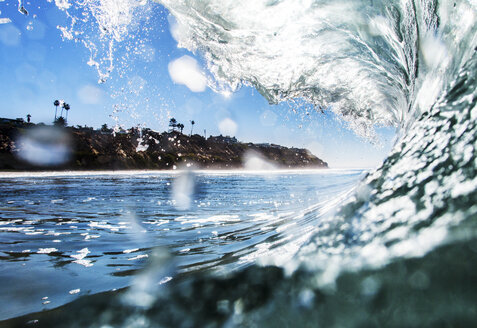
[0,169,363,320]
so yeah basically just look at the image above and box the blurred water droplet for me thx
[243,151,276,171]
[298,289,315,308]
[15,126,72,166]
[122,248,174,309]
[361,276,380,296]
[218,117,237,136]
[409,271,430,290]
[171,169,196,210]
[0,18,12,25]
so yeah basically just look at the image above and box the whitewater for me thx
[1,0,477,327]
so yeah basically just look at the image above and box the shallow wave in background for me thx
[2,0,477,327]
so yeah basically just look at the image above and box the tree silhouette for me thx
[169,118,177,132]
[190,120,195,135]
[64,103,70,121]
[60,102,67,118]
[54,116,66,127]
[54,100,60,120]
[26,114,31,123]
[177,123,184,134]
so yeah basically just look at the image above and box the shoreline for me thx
[0,167,367,179]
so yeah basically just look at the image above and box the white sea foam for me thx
[71,248,93,267]
[128,254,148,261]
[179,215,240,225]
[37,248,58,254]
[68,289,80,295]
[71,248,90,260]
[123,248,139,254]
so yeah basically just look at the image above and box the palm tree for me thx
[64,103,70,121]
[54,100,60,120]
[169,118,177,132]
[177,123,184,134]
[190,120,195,136]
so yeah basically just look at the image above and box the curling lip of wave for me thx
[157,0,475,140]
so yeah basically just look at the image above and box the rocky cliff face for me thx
[0,124,328,170]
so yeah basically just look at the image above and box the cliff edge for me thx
[0,123,328,170]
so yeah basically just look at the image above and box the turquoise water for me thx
[0,169,362,320]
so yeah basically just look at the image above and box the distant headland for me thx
[0,117,328,171]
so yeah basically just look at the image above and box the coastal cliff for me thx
[0,123,328,170]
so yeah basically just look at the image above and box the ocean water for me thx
[0,169,362,321]
[2,0,477,327]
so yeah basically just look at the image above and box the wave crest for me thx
[158,0,475,140]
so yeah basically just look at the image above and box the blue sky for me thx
[0,1,395,168]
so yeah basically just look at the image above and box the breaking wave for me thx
[4,0,477,326]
